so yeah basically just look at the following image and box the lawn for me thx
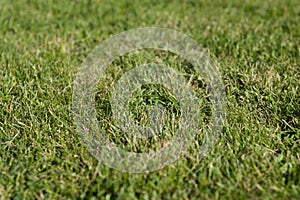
[0,0,299,199]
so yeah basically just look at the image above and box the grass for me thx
[0,0,299,199]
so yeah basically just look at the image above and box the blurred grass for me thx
[0,0,299,199]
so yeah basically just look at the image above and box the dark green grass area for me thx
[0,0,299,199]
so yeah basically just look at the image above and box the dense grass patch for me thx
[0,0,299,199]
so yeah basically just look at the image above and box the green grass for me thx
[1,0,299,199]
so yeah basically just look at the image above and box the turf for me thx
[0,0,299,199]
